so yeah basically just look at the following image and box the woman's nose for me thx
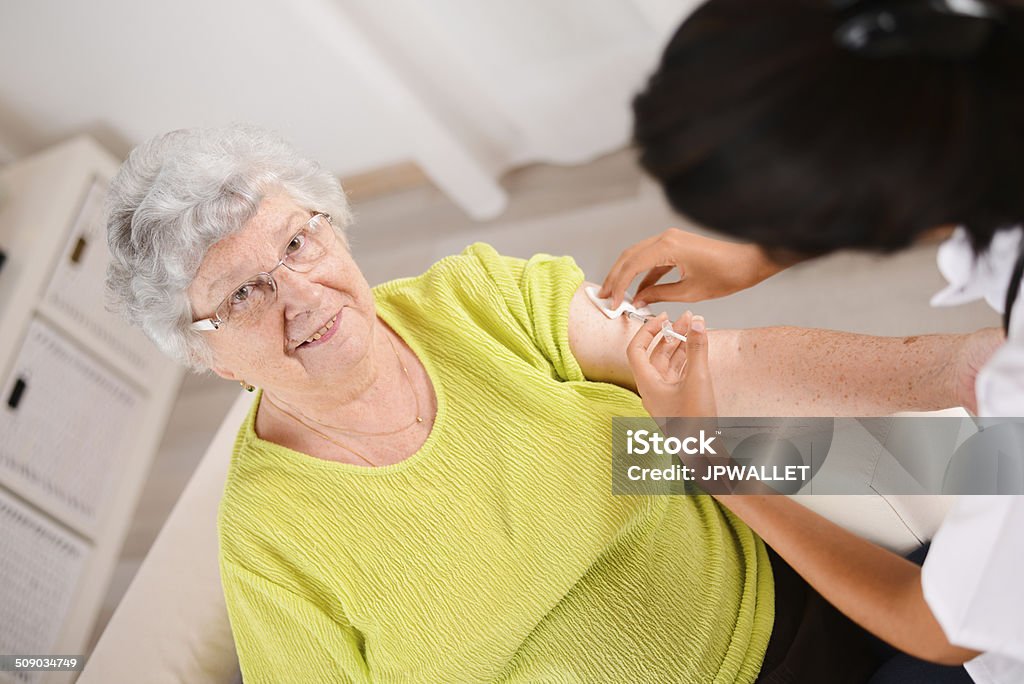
[275,266,323,316]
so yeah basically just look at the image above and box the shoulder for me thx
[375,242,581,293]
[217,393,287,559]
[373,242,583,319]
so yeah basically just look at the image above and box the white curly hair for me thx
[105,124,353,370]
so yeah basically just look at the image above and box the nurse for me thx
[602,1,1024,683]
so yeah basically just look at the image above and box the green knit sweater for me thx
[219,243,774,683]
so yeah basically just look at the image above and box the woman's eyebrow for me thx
[205,270,245,302]
[276,210,306,239]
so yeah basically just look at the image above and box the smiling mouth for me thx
[296,311,341,350]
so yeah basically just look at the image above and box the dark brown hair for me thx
[633,0,1024,256]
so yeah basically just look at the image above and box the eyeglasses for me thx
[191,212,334,332]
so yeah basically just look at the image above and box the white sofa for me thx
[80,392,959,683]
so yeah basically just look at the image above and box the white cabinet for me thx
[0,137,183,684]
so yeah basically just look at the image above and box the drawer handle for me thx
[7,377,26,409]
[70,236,87,264]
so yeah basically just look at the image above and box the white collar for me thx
[931,226,1024,314]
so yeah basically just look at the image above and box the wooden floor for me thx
[87,147,1000,650]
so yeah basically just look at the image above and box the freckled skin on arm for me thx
[706,328,961,416]
[568,282,962,416]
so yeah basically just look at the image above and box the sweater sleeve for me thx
[221,559,371,684]
[467,242,586,383]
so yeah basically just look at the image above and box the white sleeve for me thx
[921,496,1024,660]
[975,292,1024,416]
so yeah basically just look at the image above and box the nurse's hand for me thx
[599,228,787,308]
[954,327,1005,414]
[626,311,717,418]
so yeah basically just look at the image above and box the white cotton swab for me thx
[584,285,648,320]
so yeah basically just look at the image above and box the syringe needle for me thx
[626,311,653,324]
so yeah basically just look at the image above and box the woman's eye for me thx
[230,284,253,305]
[285,232,306,256]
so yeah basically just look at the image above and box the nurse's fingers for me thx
[667,312,692,377]
[684,315,710,380]
[627,313,669,384]
[652,313,686,374]
[599,233,665,308]
[635,265,674,302]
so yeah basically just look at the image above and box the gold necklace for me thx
[270,330,425,436]
[271,406,380,466]
[264,330,430,465]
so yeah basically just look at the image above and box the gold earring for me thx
[240,380,255,392]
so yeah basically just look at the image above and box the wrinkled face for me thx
[187,189,376,393]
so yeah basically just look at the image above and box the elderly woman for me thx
[105,125,984,684]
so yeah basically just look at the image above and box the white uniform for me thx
[925,226,1024,684]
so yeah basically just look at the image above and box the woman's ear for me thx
[211,365,240,382]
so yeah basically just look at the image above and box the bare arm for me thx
[569,282,964,416]
[707,327,962,416]
[718,494,980,665]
